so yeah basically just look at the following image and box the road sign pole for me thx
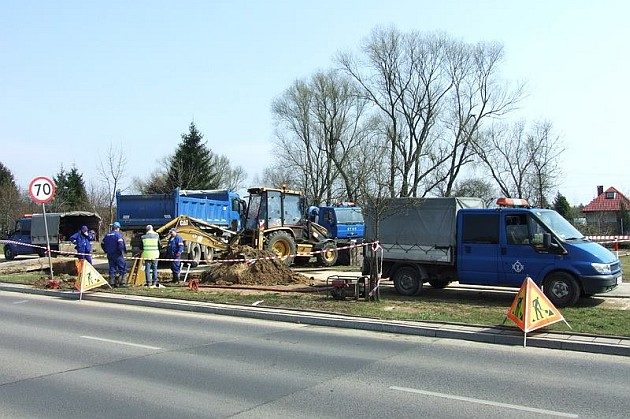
[41,203,54,279]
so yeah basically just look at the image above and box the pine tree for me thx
[552,192,571,220]
[165,122,219,191]
[0,162,22,233]
[52,165,89,211]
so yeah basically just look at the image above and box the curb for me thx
[1,282,628,357]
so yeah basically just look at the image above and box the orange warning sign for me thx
[74,259,108,292]
[507,277,564,332]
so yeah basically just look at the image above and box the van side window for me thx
[506,214,529,245]
[462,214,499,244]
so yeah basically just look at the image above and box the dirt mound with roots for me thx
[201,246,309,286]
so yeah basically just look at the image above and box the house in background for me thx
[582,186,630,234]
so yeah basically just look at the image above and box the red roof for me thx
[582,187,630,212]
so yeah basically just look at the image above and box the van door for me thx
[500,211,557,286]
[457,212,500,285]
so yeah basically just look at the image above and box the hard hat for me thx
[112,222,121,228]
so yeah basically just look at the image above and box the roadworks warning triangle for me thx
[506,277,564,333]
[74,259,108,292]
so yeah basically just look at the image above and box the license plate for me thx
[617,276,623,285]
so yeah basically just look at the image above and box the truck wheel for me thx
[428,278,450,289]
[317,242,338,267]
[543,272,580,308]
[393,266,421,296]
[265,231,296,265]
[188,243,202,267]
[203,246,214,263]
[4,246,16,261]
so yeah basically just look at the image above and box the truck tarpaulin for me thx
[364,197,484,264]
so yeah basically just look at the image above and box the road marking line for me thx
[389,386,578,418]
[12,300,28,304]
[80,335,162,350]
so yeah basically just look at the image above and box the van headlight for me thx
[591,263,612,275]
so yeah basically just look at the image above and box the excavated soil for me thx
[201,246,310,286]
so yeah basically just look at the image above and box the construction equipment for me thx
[238,187,338,266]
[127,215,234,286]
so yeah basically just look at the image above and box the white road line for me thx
[389,386,578,418]
[80,335,162,350]
[12,300,28,304]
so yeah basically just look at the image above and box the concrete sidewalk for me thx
[1,281,628,357]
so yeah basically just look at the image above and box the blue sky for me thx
[1,0,628,205]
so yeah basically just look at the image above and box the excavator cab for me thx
[241,187,338,266]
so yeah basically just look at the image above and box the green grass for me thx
[2,272,629,337]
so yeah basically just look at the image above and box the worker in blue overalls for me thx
[101,222,127,287]
[166,228,185,283]
[70,225,94,264]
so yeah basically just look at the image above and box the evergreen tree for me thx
[52,165,89,211]
[552,192,571,220]
[0,162,22,234]
[165,122,219,190]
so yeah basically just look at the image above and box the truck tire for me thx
[4,246,16,261]
[393,266,421,296]
[317,242,338,267]
[202,246,214,263]
[188,243,202,267]
[543,272,580,308]
[428,278,450,289]
[265,231,296,265]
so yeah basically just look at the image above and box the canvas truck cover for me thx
[364,197,485,264]
[31,212,101,245]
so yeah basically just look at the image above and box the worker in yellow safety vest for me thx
[140,225,161,287]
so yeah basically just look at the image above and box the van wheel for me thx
[4,246,16,261]
[543,272,580,308]
[393,267,421,296]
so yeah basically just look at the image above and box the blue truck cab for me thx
[457,202,622,307]
[316,204,365,241]
[3,217,41,259]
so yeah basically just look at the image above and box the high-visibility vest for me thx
[141,232,160,260]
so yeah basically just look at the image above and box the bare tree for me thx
[214,154,247,191]
[97,143,128,226]
[526,121,564,207]
[272,71,372,205]
[338,27,523,198]
[473,120,563,204]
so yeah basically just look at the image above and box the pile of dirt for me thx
[201,246,310,286]
[33,274,78,290]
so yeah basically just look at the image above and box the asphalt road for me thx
[0,292,628,418]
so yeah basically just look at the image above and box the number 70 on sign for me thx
[28,176,56,204]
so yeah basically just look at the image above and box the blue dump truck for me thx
[3,212,101,260]
[116,189,244,265]
[362,197,622,307]
[116,188,244,231]
[315,204,364,264]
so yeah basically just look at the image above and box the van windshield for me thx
[533,210,584,240]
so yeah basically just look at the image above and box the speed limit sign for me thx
[28,176,56,204]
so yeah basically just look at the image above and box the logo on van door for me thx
[512,260,524,273]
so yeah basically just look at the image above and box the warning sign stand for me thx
[75,259,111,300]
[504,276,571,347]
